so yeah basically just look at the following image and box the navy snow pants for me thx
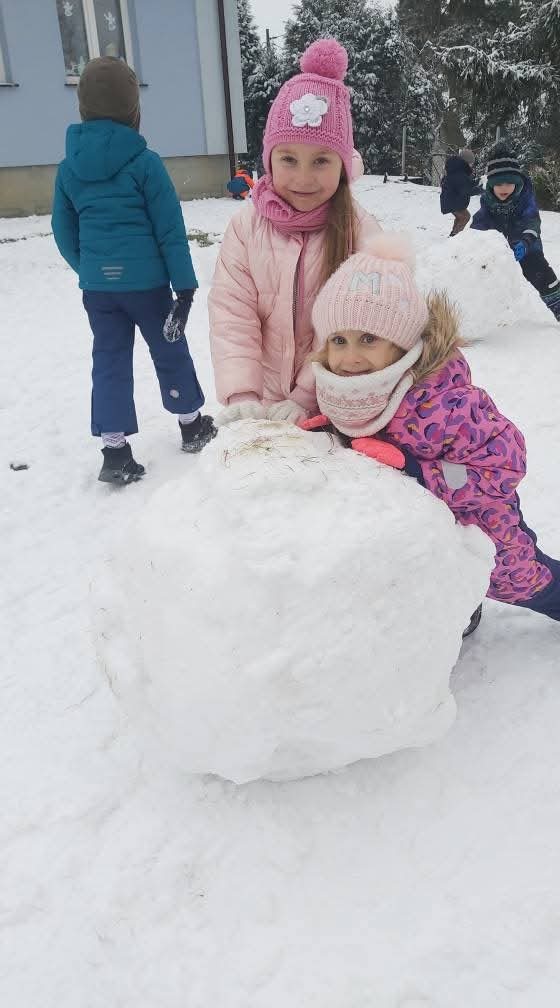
[519,250,560,318]
[514,497,560,621]
[83,286,204,436]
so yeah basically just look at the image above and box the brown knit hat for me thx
[78,57,140,130]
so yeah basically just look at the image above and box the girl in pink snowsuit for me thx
[303,234,560,622]
[209,39,380,426]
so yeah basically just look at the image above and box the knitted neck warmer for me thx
[252,175,331,233]
[312,341,423,437]
[485,184,524,216]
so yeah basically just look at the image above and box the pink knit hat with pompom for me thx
[312,234,430,351]
[262,39,354,183]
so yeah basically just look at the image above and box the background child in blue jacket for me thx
[471,147,560,321]
[52,57,216,485]
[440,148,482,236]
[226,167,254,200]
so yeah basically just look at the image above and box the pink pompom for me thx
[365,233,416,271]
[300,39,348,81]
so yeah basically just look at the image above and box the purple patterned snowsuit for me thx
[385,353,558,611]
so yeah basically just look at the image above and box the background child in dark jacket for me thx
[440,149,482,237]
[52,57,216,485]
[471,148,560,321]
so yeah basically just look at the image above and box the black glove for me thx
[163,289,195,343]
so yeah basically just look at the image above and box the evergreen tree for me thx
[430,0,557,147]
[428,0,551,106]
[396,0,444,47]
[237,0,262,84]
[396,0,521,156]
[244,40,284,172]
[283,0,325,73]
[442,0,520,42]
[399,35,444,175]
[396,0,520,47]
[236,0,268,170]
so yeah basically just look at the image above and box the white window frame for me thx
[0,1,9,84]
[64,0,135,83]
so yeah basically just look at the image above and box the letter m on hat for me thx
[349,271,381,294]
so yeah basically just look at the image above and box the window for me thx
[55,0,134,81]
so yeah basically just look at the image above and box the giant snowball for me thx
[417,229,536,340]
[95,421,494,783]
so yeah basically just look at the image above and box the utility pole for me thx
[265,28,279,51]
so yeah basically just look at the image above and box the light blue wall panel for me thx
[0,0,215,167]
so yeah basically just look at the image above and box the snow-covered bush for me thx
[94,421,494,784]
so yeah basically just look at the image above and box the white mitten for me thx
[266,399,307,424]
[216,401,266,426]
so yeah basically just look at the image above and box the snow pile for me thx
[417,228,535,340]
[95,420,495,784]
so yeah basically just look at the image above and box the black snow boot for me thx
[462,603,482,639]
[98,443,145,485]
[179,414,217,453]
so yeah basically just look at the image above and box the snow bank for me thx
[95,421,494,784]
[417,228,535,340]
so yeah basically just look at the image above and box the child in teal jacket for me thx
[52,57,215,485]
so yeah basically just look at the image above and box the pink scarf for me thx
[251,174,333,343]
[251,174,331,233]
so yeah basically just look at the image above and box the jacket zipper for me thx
[289,234,308,393]
[292,233,308,339]
[292,255,301,335]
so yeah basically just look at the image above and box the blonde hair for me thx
[308,291,465,380]
[321,175,359,285]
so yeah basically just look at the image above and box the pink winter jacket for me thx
[385,353,552,604]
[208,200,381,412]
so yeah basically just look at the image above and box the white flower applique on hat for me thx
[290,93,329,127]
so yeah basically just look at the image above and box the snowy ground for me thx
[2,178,560,1006]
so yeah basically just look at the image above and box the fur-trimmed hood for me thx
[413,291,463,383]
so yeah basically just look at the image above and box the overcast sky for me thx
[249,0,395,45]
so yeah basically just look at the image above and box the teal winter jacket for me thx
[51,120,197,292]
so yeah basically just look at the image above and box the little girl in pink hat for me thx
[208,39,381,425]
[303,232,560,628]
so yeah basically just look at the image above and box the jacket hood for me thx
[65,120,146,182]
